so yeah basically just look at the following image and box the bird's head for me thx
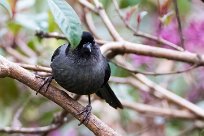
[75,31,96,56]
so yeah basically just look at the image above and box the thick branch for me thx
[0,56,120,136]
[101,41,204,65]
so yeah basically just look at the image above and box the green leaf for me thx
[119,0,141,9]
[7,22,22,35]
[48,11,58,32]
[48,0,82,47]
[0,78,19,106]
[177,0,190,15]
[100,0,111,9]
[0,0,12,17]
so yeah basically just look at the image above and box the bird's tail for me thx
[96,83,123,109]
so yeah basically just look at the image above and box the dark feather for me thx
[96,83,123,109]
[51,44,70,61]
[102,61,111,87]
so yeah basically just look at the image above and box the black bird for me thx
[38,31,123,124]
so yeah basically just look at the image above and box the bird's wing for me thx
[51,44,70,62]
[102,58,111,86]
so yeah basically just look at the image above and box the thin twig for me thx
[173,0,185,48]
[83,8,102,39]
[35,31,67,41]
[78,0,98,14]
[16,38,37,58]
[112,0,184,51]
[134,31,184,51]
[12,96,31,128]
[93,0,123,41]
[1,46,31,63]
[0,125,61,134]
[123,101,197,119]
[17,63,52,73]
[113,61,199,76]
[35,31,108,45]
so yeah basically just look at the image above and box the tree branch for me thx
[0,55,120,136]
[113,60,198,76]
[79,0,204,119]
[173,0,185,48]
[78,0,97,14]
[101,41,204,65]
[114,56,204,118]
[93,0,123,41]
[111,0,184,51]
[123,101,197,119]
[0,125,60,134]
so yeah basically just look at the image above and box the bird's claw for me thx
[77,104,92,126]
[36,76,53,95]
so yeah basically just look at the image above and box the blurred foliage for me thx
[99,0,112,9]
[177,0,191,15]
[119,0,141,9]
[0,78,19,106]
[0,0,203,136]
[0,0,12,17]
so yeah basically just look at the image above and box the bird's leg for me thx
[77,95,92,126]
[36,76,54,95]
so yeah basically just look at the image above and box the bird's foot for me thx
[77,104,92,126]
[36,76,53,95]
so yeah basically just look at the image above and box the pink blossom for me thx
[160,21,180,45]
[160,19,204,53]
[184,21,204,53]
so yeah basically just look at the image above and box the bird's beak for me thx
[83,43,92,53]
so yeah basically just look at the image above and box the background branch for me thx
[1,0,204,135]
[112,0,184,51]
[173,0,185,48]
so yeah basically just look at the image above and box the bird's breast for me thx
[51,56,105,95]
